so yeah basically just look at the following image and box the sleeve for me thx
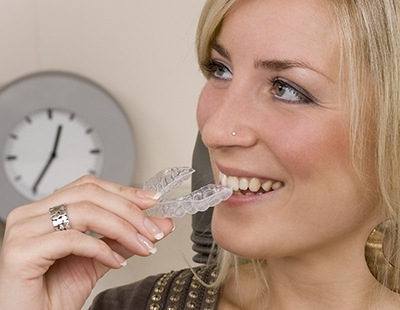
[88,274,160,310]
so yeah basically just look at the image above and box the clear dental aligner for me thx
[144,167,233,218]
[143,166,195,196]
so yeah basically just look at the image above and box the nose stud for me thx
[231,131,237,136]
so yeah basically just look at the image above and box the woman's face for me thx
[197,0,381,259]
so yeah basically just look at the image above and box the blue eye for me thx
[201,60,232,81]
[272,79,314,104]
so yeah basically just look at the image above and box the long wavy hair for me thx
[196,0,400,297]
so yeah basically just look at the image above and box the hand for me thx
[0,175,174,310]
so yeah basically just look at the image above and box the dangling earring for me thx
[365,219,400,293]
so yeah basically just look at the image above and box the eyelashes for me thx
[269,78,316,104]
[200,59,318,105]
[200,59,232,80]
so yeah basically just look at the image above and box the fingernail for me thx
[112,251,127,267]
[137,189,162,201]
[171,221,176,232]
[144,217,164,240]
[137,234,158,254]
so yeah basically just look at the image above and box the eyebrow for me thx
[211,41,334,83]
[255,59,334,83]
[211,41,230,60]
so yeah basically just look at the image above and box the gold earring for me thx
[365,219,400,293]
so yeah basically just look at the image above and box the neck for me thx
[265,256,379,309]
[220,244,400,309]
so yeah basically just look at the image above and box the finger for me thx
[13,187,164,238]
[95,218,175,258]
[101,237,137,259]
[14,201,171,253]
[58,175,161,208]
[1,230,126,279]
[22,182,159,219]
[4,205,175,279]
[7,200,174,261]
[64,199,173,242]
[54,202,161,255]
[7,174,175,245]
[19,178,160,232]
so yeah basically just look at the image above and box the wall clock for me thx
[0,71,135,221]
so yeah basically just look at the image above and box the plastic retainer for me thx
[143,167,232,218]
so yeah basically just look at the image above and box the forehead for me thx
[217,0,338,75]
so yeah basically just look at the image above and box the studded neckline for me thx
[147,265,220,310]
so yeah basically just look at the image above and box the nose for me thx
[197,83,258,150]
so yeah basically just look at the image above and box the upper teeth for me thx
[219,172,283,193]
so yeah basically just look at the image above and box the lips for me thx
[219,171,284,195]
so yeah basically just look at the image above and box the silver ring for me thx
[49,204,71,231]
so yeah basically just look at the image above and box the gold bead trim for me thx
[147,266,219,309]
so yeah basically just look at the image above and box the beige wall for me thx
[0,1,207,308]
[0,0,206,186]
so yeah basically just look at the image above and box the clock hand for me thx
[32,125,63,195]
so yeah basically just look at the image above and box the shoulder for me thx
[89,265,220,310]
[89,273,160,310]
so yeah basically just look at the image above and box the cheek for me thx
[196,84,215,131]
[196,87,207,130]
[269,114,351,180]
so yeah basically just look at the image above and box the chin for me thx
[211,206,306,260]
[211,213,268,259]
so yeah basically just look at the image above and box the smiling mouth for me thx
[219,171,284,195]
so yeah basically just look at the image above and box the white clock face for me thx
[3,108,104,201]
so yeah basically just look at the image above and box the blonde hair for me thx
[196,0,400,296]
[332,0,400,293]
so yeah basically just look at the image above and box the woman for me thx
[1,0,400,309]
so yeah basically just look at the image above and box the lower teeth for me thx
[234,190,266,195]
